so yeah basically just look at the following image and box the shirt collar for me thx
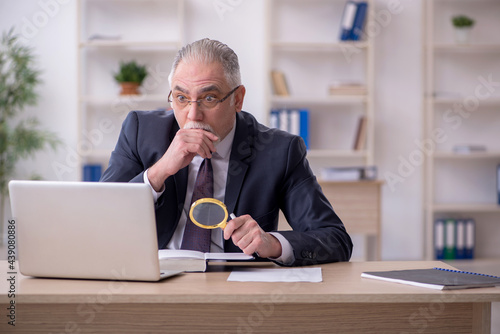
[213,118,236,160]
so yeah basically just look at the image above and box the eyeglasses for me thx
[168,85,240,110]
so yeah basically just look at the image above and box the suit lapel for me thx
[225,113,251,215]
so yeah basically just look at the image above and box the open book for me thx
[159,249,254,272]
[361,267,500,290]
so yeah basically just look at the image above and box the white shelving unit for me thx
[423,0,500,260]
[76,0,185,180]
[267,0,375,174]
[267,0,378,260]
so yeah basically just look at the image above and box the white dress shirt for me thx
[144,120,294,264]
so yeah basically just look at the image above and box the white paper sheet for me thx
[227,267,322,282]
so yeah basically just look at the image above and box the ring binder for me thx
[433,267,500,279]
[361,267,500,290]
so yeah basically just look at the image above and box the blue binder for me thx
[434,219,445,260]
[455,219,466,259]
[270,109,280,129]
[83,164,102,182]
[350,2,368,41]
[269,109,309,149]
[339,1,358,41]
[464,218,475,259]
[299,109,309,149]
[497,164,500,205]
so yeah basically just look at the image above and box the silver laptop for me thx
[8,180,182,281]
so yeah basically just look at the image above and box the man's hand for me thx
[148,129,218,191]
[223,214,282,259]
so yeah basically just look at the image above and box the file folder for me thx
[444,219,456,260]
[434,219,445,260]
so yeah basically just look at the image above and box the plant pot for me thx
[119,82,140,95]
[454,27,472,44]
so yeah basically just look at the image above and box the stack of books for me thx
[321,165,377,181]
[329,82,367,96]
[452,144,487,154]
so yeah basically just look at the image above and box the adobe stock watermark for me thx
[213,0,246,21]
[51,61,169,180]
[223,268,310,334]
[401,280,460,334]
[341,0,403,63]
[57,268,128,333]
[51,118,116,180]
[384,74,500,192]
[20,0,71,42]
[110,63,170,117]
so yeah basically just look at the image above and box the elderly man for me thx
[101,38,352,266]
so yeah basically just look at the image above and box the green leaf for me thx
[452,15,475,28]
[113,60,148,84]
[0,27,61,196]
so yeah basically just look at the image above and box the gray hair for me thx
[168,38,241,89]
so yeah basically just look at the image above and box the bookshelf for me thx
[423,0,500,261]
[267,0,378,260]
[267,0,374,170]
[76,0,184,180]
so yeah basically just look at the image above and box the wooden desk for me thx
[1,260,499,333]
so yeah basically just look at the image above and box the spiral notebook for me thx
[361,267,500,290]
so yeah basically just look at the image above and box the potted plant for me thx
[113,60,148,95]
[0,28,60,242]
[451,15,475,44]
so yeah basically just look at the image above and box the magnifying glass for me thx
[189,198,235,229]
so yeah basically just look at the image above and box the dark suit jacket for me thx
[101,109,352,266]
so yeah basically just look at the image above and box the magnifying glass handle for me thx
[219,213,236,230]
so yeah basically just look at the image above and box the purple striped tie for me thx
[181,159,213,252]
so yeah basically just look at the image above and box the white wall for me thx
[183,0,268,124]
[372,0,423,260]
[0,0,424,260]
[0,0,79,181]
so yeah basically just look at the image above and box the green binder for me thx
[444,219,456,260]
